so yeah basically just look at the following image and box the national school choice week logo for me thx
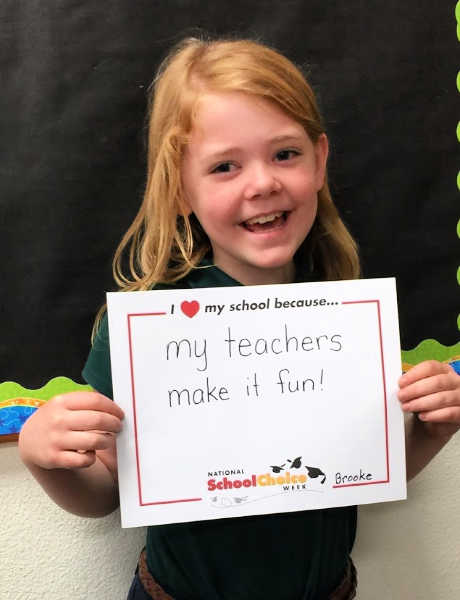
[207,456,326,508]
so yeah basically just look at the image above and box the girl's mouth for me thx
[242,211,288,232]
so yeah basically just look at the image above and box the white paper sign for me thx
[107,278,406,528]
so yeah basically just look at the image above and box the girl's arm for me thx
[18,391,124,517]
[398,361,460,481]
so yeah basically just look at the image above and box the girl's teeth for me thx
[246,212,283,225]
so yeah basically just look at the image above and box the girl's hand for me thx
[398,360,460,439]
[18,391,124,471]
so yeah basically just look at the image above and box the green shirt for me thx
[82,262,356,600]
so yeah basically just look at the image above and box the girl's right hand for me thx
[18,391,124,471]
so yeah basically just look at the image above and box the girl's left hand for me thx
[398,360,460,439]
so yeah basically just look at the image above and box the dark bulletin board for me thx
[1,1,458,437]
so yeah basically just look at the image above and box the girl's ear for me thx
[314,133,329,191]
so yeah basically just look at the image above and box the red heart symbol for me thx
[181,300,200,318]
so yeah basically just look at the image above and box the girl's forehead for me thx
[194,91,276,117]
[190,91,301,136]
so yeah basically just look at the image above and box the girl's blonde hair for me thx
[113,36,359,292]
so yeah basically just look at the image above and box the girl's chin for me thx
[234,260,295,285]
[250,253,296,271]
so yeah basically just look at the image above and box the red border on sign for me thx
[127,299,390,504]
[333,299,390,488]
[127,312,203,507]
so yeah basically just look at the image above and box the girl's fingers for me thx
[399,372,459,405]
[59,431,117,453]
[399,361,453,388]
[55,450,97,470]
[19,392,123,471]
[53,392,124,420]
[64,410,123,434]
[417,407,460,425]
[398,361,460,431]
[401,390,460,415]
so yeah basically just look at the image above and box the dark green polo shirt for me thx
[82,262,356,600]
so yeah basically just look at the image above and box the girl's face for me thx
[181,92,328,285]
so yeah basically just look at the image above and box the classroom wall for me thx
[2,437,459,599]
[1,3,459,599]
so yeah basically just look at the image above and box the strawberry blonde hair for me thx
[112,36,359,293]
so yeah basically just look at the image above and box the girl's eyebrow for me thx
[201,147,241,163]
[269,133,305,145]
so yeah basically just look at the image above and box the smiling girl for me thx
[180,90,328,285]
[19,36,460,600]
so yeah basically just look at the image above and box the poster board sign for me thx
[107,278,406,528]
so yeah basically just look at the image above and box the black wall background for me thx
[1,1,458,388]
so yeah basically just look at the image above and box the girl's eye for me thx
[275,149,300,161]
[211,162,235,174]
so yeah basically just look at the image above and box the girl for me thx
[19,37,460,600]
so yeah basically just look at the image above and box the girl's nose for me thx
[244,164,281,199]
